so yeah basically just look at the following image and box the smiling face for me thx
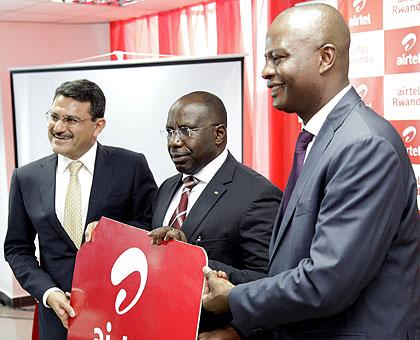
[262,5,351,124]
[48,95,106,160]
[262,16,323,122]
[166,98,225,175]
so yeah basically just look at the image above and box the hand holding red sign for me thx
[68,217,207,340]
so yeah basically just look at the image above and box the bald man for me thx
[202,4,419,339]
[148,91,282,334]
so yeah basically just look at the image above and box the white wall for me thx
[0,21,110,301]
[0,80,14,299]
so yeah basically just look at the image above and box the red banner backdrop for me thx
[339,0,420,210]
[269,0,420,208]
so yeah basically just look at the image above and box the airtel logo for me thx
[401,33,416,52]
[356,84,368,99]
[93,248,148,339]
[111,247,148,315]
[355,84,373,108]
[402,126,416,143]
[353,0,366,13]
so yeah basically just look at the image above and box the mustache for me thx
[50,131,73,139]
[169,149,191,157]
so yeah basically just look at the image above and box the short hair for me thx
[54,79,106,119]
[178,91,227,126]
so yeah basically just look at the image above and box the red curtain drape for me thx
[110,20,128,60]
[31,304,39,340]
[267,0,305,189]
[158,9,183,56]
[216,0,243,54]
[215,0,253,166]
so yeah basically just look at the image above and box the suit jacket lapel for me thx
[154,174,183,226]
[269,88,362,265]
[269,207,283,259]
[181,153,236,240]
[85,144,115,228]
[37,154,78,250]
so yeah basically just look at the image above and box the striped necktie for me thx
[168,176,199,229]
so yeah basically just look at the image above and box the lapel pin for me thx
[214,191,219,195]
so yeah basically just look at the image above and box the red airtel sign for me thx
[68,217,207,340]
[391,120,420,164]
[339,0,383,33]
[385,27,420,74]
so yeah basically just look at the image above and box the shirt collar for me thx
[182,148,228,184]
[304,85,351,137]
[57,142,98,174]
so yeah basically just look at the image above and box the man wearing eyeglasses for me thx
[4,79,157,340]
[147,91,283,334]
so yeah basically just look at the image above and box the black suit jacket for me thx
[4,144,157,340]
[152,152,282,331]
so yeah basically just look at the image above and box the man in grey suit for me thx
[202,4,419,340]
[4,79,157,340]
[147,91,283,335]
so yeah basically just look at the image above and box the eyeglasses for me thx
[45,110,93,127]
[161,124,221,140]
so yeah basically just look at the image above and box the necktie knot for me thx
[295,130,314,152]
[168,176,198,229]
[183,176,199,191]
[68,161,83,176]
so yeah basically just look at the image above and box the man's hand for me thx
[147,226,187,245]
[84,221,99,242]
[46,291,75,329]
[198,326,241,340]
[202,266,235,314]
[203,270,229,295]
[216,270,229,280]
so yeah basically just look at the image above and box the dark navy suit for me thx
[4,144,157,340]
[229,89,420,339]
[152,152,282,331]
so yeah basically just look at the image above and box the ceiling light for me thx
[51,0,140,6]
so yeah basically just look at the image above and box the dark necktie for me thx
[168,176,199,229]
[281,130,314,214]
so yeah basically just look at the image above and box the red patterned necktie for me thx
[168,176,199,229]
[281,130,314,214]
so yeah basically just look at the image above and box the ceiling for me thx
[0,0,208,24]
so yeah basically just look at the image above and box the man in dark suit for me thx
[4,79,157,340]
[202,4,419,340]
[147,91,282,334]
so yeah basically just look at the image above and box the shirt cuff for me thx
[42,287,64,308]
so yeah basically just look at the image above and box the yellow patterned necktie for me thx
[63,161,83,249]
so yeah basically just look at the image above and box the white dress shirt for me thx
[55,142,97,227]
[304,85,351,162]
[163,149,229,226]
[43,142,97,307]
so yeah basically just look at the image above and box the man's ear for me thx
[214,124,226,145]
[319,44,337,75]
[93,118,106,138]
